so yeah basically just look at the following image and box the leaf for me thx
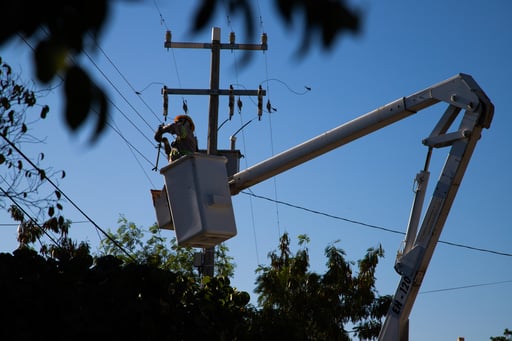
[64,66,91,131]
[0,97,9,109]
[39,153,44,160]
[21,123,27,133]
[17,160,22,170]
[39,169,46,180]
[34,39,60,84]
[61,170,66,178]
[56,203,63,210]
[0,154,4,164]
[91,85,109,142]
[55,190,61,199]
[40,105,49,119]
[192,0,216,32]
[48,206,55,217]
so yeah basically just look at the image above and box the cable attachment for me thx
[237,96,243,114]
[182,99,189,115]
[261,32,268,49]
[165,30,172,50]
[162,86,168,121]
[266,99,276,113]
[229,85,235,119]
[257,85,263,120]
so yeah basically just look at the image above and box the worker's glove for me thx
[154,124,165,142]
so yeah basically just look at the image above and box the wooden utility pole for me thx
[163,27,267,276]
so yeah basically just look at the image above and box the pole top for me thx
[212,27,221,41]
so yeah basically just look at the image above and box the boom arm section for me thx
[229,74,492,195]
[228,74,493,340]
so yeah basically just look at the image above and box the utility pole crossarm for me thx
[162,88,265,96]
[165,42,268,51]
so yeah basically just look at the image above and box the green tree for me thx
[253,233,391,340]
[0,1,361,141]
[491,328,512,341]
[97,216,235,279]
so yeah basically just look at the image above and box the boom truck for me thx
[157,73,493,340]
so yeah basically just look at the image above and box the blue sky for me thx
[1,1,511,339]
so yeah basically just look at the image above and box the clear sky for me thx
[1,1,511,340]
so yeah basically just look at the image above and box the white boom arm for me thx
[228,74,493,340]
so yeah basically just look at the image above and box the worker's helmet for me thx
[174,115,195,132]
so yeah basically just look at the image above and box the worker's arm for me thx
[154,123,178,142]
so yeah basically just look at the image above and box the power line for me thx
[89,33,161,122]
[241,191,512,257]
[0,133,137,262]
[17,26,157,167]
[104,116,155,167]
[83,49,155,133]
[420,279,512,294]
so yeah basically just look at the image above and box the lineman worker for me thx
[154,115,198,162]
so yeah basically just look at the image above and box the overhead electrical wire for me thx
[19,27,157,169]
[225,13,261,264]
[152,0,189,119]
[0,133,137,262]
[241,191,512,258]
[420,279,512,294]
[88,33,161,122]
[108,119,156,187]
[9,33,144,258]
[83,49,156,134]
[252,0,283,240]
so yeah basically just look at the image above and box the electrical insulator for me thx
[228,85,235,119]
[257,85,263,120]
[266,99,272,113]
[162,86,168,120]
[182,99,188,115]
[165,30,172,44]
[229,31,235,45]
[261,32,268,46]
[237,97,243,114]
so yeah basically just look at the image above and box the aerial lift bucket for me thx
[159,153,237,248]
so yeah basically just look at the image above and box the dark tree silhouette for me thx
[0,0,361,141]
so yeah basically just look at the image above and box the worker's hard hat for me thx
[174,115,195,131]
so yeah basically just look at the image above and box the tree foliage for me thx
[491,328,512,341]
[0,248,251,341]
[0,57,65,213]
[253,233,391,340]
[0,0,361,141]
[8,204,90,262]
[98,216,235,279]
[0,221,391,340]
[0,56,72,255]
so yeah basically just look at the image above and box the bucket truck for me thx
[228,73,494,340]
[159,73,493,340]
